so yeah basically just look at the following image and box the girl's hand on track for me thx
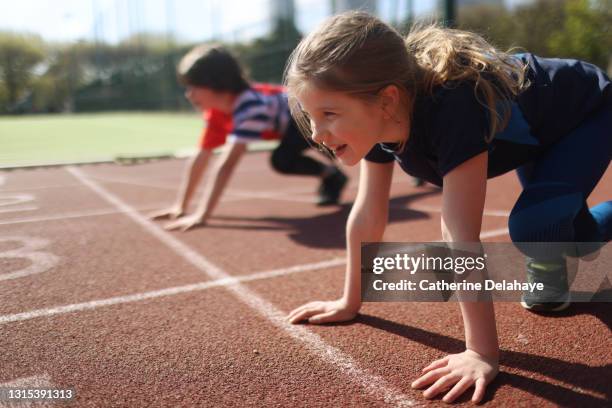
[164,214,205,231]
[411,349,498,404]
[287,299,359,324]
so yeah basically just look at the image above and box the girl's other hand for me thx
[411,349,498,404]
[287,299,359,324]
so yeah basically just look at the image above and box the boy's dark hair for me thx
[177,44,250,93]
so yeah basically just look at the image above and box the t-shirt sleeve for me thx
[430,84,490,176]
[230,99,273,142]
[199,109,232,150]
[364,143,395,163]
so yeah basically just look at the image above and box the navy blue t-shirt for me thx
[365,53,611,186]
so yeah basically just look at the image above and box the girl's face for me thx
[184,86,217,111]
[184,86,236,114]
[296,82,399,166]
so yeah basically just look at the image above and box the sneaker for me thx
[411,177,425,187]
[317,168,348,206]
[520,259,571,312]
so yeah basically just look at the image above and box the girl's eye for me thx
[323,112,336,118]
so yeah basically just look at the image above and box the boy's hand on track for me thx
[164,214,205,231]
[149,206,184,220]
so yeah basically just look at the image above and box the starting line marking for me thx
[409,204,511,218]
[64,165,417,408]
[0,258,345,324]
[0,227,510,322]
[0,206,38,215]
[0,206,162,226]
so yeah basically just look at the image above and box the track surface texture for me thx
[1,152,610,407]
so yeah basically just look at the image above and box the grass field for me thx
[0,112,205,168]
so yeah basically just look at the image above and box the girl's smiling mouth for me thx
[330,144,348,157]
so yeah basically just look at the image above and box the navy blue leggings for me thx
[508,97,612,258]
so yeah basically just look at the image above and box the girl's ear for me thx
[378,84,401,113]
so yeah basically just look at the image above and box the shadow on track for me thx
[352,313,611,406]
[209,188,441,249]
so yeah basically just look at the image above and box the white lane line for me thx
[0,374,54,408]
[0,183,81,192]
[65,165,416,408]
[227,190,317,203]
[0,258,345,324]
[0,227,511,322]
[0,374,53,387]
[82,174,316,204]
[0,205,38,214]
[404,204,511,218]
[0,194,38,214]
[0,205,163,226]
[89,175,178,190]
[0,193,36,206]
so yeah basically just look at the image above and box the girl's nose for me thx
[311,123,327,146]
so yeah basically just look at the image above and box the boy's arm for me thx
[412,151,498,404]
[150,149,213,220]
[176,149,214,213]
[165,142,246,231]
[287,159,394,323]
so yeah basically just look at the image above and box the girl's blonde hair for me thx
[284,11,529,144]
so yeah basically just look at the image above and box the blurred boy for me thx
[150,44,348,230]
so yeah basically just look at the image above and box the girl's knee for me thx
[509,182,583,243]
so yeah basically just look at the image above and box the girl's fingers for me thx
[286,307,309,322]
[421,356,449,373]
[288,308,320,324]
[308,310,338,324]
[287,303,319,321]
[164,222,179,230]
[423,374,458,399]
[181,222,194,232]
[442,378,472,403]
[472,378,486,403]
[411,367,450,389]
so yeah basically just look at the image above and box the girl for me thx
[285,12,611,403]
[151,45,348,231]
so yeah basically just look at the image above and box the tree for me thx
[548,0,612,69]
[457,4,517,51]
[0,32,44,111]
[235,18,302,83]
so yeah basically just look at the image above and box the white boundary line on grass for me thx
[63,165,418,408]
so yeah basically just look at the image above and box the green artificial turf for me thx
[0,112,203,167]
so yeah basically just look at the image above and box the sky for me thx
[0,0,531,44]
